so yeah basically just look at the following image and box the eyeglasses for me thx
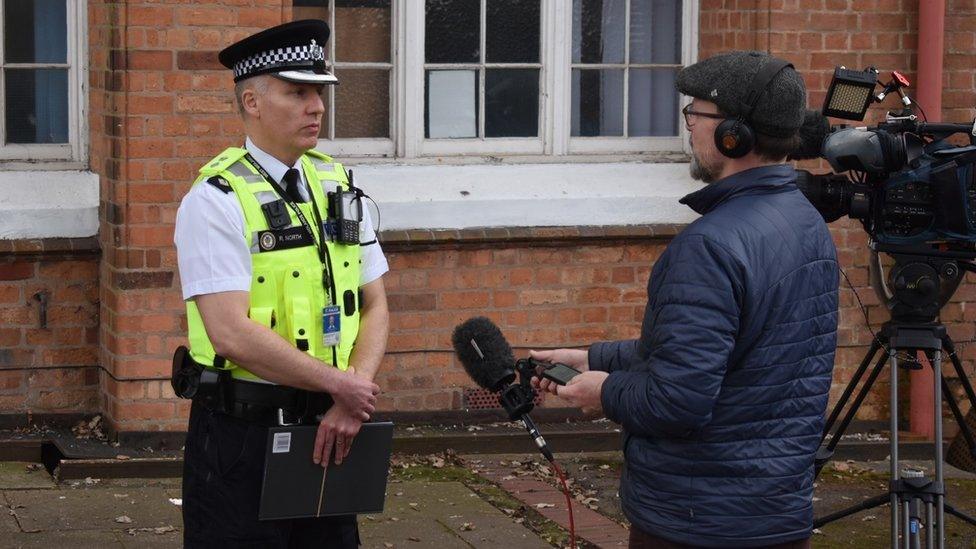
[682,104,726,126]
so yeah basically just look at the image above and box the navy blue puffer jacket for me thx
[592,164,839,547]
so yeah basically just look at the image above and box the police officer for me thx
[174,19,388,547]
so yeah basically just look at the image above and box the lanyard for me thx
[244,153,335,302]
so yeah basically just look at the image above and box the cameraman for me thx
[533,51,839,548]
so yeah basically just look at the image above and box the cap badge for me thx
[310,39,324,61]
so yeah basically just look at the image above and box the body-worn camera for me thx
[796,67,976,250]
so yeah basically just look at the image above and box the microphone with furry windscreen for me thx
[451,316,517,393]
[451,316,553,462]
[451,316,578,548]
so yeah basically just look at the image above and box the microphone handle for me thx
[520,414,554,462]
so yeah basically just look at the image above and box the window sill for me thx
[0,170,99,239]
[356,160,703,232]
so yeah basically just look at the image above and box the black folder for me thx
[258,421,394,520]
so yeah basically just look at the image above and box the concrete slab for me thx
[4,530,124,548]
[0,462,55,490]
[362,480,550,549]
[6,487,181,533]
[1,492,22,533]
[116,529,182,548]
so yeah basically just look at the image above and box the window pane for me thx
[630,0,682,64]
[572,0,625,64]
[629,68,678,136]
[485,69,538,137]
[335,69,390,138]
[425,0,479,63]
[571,69,623,137]
[335,0,391,63]
[486,0,540,63]
[4,0,67,64]
[426,70,477,138]
[5,69,68,144]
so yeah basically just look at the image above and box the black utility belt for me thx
[171,346,333,423]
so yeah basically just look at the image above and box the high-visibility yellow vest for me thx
[185,147,362,382]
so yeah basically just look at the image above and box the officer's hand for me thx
[528,349,589,396]
[332,367,379,421]
[313,405,363,467]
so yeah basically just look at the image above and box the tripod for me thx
[815,249,976,548]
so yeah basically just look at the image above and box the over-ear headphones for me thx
[714,58,792,159]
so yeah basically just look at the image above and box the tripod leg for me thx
[813,493,891,528]
[891,349,901,549]
[932,350,945,549]
[902,499,911,549]
[822,338,882,441]
[926,501,934,549]
[943,503,976,526]
[825,350,889,456]
[941,375,976,456]
[940,337,976,457]
[940,337,976,409]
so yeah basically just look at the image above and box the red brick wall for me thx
[377,231,668,412]
[0,242,100,417]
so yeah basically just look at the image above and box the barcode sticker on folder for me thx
[272,432,291,454]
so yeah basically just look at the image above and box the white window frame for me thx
[312,0,397,158]
[565,0,694,155]
[321,0,698,160]
[0,0,87,165]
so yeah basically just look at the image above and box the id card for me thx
[322,306,341,347]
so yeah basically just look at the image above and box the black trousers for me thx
[182,400,359,548]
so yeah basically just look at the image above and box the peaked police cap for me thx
[218,19,337,85]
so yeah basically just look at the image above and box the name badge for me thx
[256,226,313,252]
[322,306,341,347]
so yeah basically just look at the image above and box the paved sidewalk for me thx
[474,455,628,548]
[0,462,552,549]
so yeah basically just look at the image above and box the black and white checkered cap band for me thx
[233,41,326,79]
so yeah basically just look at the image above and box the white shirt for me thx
[175,138,389,301]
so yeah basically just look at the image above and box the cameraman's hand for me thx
[331,367,379,422]
[559,371,608,417]
[529,348,589,395]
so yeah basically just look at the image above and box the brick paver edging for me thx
[476,461,629,548]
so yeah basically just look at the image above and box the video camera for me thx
[795,66,976,253]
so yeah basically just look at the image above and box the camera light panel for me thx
[823,67,877,121]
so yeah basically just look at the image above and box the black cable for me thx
[913,99,928,123]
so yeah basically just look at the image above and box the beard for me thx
[689,150,721,183]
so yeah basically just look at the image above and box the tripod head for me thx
[870,243,976,324]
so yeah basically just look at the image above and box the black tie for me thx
[282,168,304,203]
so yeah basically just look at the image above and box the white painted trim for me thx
[401,0,424,158]
[353,161,702,231]
[0,170,99,239]
[422,138,545,157]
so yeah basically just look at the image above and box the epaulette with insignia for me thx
[200,147,247,177]
[206,176,233,194]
